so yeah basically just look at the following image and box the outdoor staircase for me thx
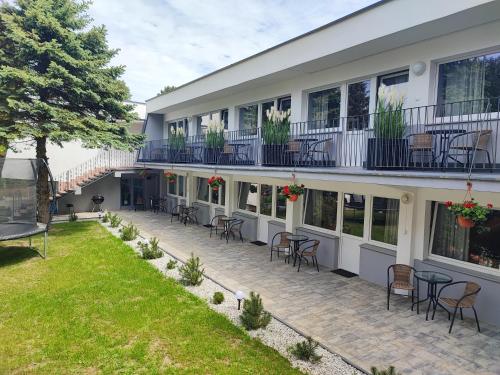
[55,149,137,197]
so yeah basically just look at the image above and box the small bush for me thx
[178,253,204,286]
[371,366,401,375]
[120,223,139,241]
[102,211,112,223]
[109,214,122,228]
[139,237,162,259]
[240,291,271,330]
[288,337,322,363]
[166,259,177,270]
[212,291,225,305]
[69,212,78,222]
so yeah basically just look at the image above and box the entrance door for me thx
[257,184,273,243]
[339,193,366,274]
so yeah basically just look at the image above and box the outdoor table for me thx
[286,234,309,266]
[219,217,237,241]
[414,270,453,320]
[425,129,466,167]
[227,143,248,162]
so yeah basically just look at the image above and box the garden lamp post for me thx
[235,290,245,310]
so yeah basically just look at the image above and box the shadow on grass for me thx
[0,246,41,268]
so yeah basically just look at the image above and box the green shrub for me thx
[288,337,322,363]
[240,291,271,330]
[109,214,122,228]
[69,212,78,222]
[166,259,177,270]
[371,366,401,375]
[102,211,112,223]
[178,253,204,286]
[212,291,225,305]
[120,223,139,241]
[139,237,162,259]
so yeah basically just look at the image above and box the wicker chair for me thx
[432,281,481,333]
[270,231,292,261]
[446,129,493,171]
[282,140,301,166]
[210,214,227,238]
[296,240,320,272]
[408,133,435,165]
[387,264,416,310]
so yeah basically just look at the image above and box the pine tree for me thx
[240,291,271,330]
[0,0,144,222]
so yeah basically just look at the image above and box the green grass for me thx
[0,221,302,374]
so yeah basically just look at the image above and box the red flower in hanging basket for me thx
[208,176,225,189]
[164,171,177,184]
[280,183,305,202]
[445,198,492,228]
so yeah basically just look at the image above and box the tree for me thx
[158,85,176,95]
[0,0,144,223]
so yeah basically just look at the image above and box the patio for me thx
[117,210,500,375]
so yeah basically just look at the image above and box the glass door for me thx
[339,193,366,274]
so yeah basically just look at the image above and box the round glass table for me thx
[219,217,236,242]
[414,271,453,320]
[286,234,309,266]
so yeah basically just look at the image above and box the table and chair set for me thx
[209,214,245,243]
[387,264,482,333]
[269,231,321,272]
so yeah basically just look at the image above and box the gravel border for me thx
[99,218,365,375]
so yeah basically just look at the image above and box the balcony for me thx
[138,98,500,173]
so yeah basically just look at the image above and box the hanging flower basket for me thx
[164,171,177,184]
[445,199,492,229]
[208,176,225,191]
[280,183,305,202]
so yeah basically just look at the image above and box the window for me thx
[211,186,219,204]
[437,52,500,115]
[168,177,177,195]
[377,71,408,107]
[178,175,185,197]
[239,105,258,134]
[221,109,229,129]
[220,184,225,206]
[343,193,365,237]
[308,87,341,129]
[210,184,224,206]
[168,119,188,137]
[276,186,287,220]
[278,96,291,112]
[237,182,258,213]
[371,197,399,245]
[430,202,500,270]
[261,101,274,125]
[303,189,338,231]
[347,80,370,130]
[260,184,272,216]
[196,177,209,202]
[196,109,228,134]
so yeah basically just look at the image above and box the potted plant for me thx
[208,176,224,191]
[204,119,225,164]
[366,85,408,170]
[262,107,291,166]
[280,183,305,202]
[0,143,7,158]
[164,171,177,184]
[168,126,185,161]
[445,199,492,228]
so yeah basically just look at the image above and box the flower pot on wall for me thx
[262,144,287,166]
[366,138,409,170]
[457,216,475,228]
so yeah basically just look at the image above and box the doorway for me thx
[338,193,366,274]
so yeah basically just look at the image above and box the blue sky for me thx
[88,0,378,102]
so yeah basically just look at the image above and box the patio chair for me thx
[302,139,334,166]
[446,130,493,171]
[387,264,416,310]
[408,133,435,166]
[218,143,236,164]
[227,219,244,243]
[270,231,292,261]
[296,240,320,272]
[432,281,481,334]
[282,140,301,166]
[170,204,185,223]
[210,214,227,238]
[149,196,160,213]
[183,207,199,226]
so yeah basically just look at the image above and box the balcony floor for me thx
[117,210,500,375]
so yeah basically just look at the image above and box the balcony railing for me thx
[138,97,500,173]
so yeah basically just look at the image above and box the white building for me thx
[138,0,500,326]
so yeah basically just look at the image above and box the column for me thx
[396,191,416,266]
[285,195,302,233]
[224,175,235,216]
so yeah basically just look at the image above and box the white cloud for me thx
[88,0,378,101]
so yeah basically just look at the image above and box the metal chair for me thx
[210,214,227,238]
[296,240,320,272]
[227,219,244,243]
[446,130,493,171]
[432,281,481,334]
[303,138,334,166]
[282,140,301,166]
[149,196,160,213]
[182,207,198,226]
[408,133,435,166]
[270,231,292,261]
[170,204,185,223]
[387,264,416,310]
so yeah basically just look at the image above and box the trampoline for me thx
[0,158,55,258]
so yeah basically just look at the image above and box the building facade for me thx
[137,0,500,326]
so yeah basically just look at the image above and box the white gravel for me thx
[100,219,363,375]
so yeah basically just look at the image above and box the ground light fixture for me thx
[235,290,245,310]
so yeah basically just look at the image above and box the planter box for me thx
[262,144,287,166]
[366,138,408,170]
[204,147,222,164]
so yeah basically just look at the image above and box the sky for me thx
[88,0,379,102]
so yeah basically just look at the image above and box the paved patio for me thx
[116,210,500,375]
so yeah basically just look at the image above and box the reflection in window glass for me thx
[347,80,370,130]
[260,184,272,216]
[168,176,177,195]
[431,203,500,270]
[276,186,287,220]
[343,193,365,237]
[220,184,225,206]
[303,189,338,231]
[239,105,258,134]
[211,186,219,204]
[371,197,399,245]
[278,96,291,112]
[178,175,185,197]
[237,182,258,213]
[261,101,274,125]
[308,87,341,129]
[196,177,209,202]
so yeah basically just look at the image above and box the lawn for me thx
[0,221,302,374]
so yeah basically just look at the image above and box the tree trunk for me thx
[36,137,50,224]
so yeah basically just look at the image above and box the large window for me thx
[342,193,365,237]
[260,184,273,216]
[308,87,341,129]
[276,186,287,220]
[430,202,500,270]
[196,177,209,202]
[303,189,338,231]
[210,184,225,206]
[168,177,177,195]
[278,96,291,112]
[437,52,500,115]
[371,197,399,245]
[197,109,228,135]
[178,175,185,197]
[377,71,408,108]
[239,105,258,134]
[261,101,274,126]
[237,182,258,213]
[347,80,370,130]
[168,119,188,137]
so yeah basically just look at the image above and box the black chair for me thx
[182,207,198,226]
[150,196,160,213]
[302,138,334,166]
[296,240,320,272]
[270,231,291,261]
[387,264,416,311]
[227,219,244,243]
[210,214,227,238]
[170,204,185,223]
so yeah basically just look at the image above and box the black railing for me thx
[138,97,500,172]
